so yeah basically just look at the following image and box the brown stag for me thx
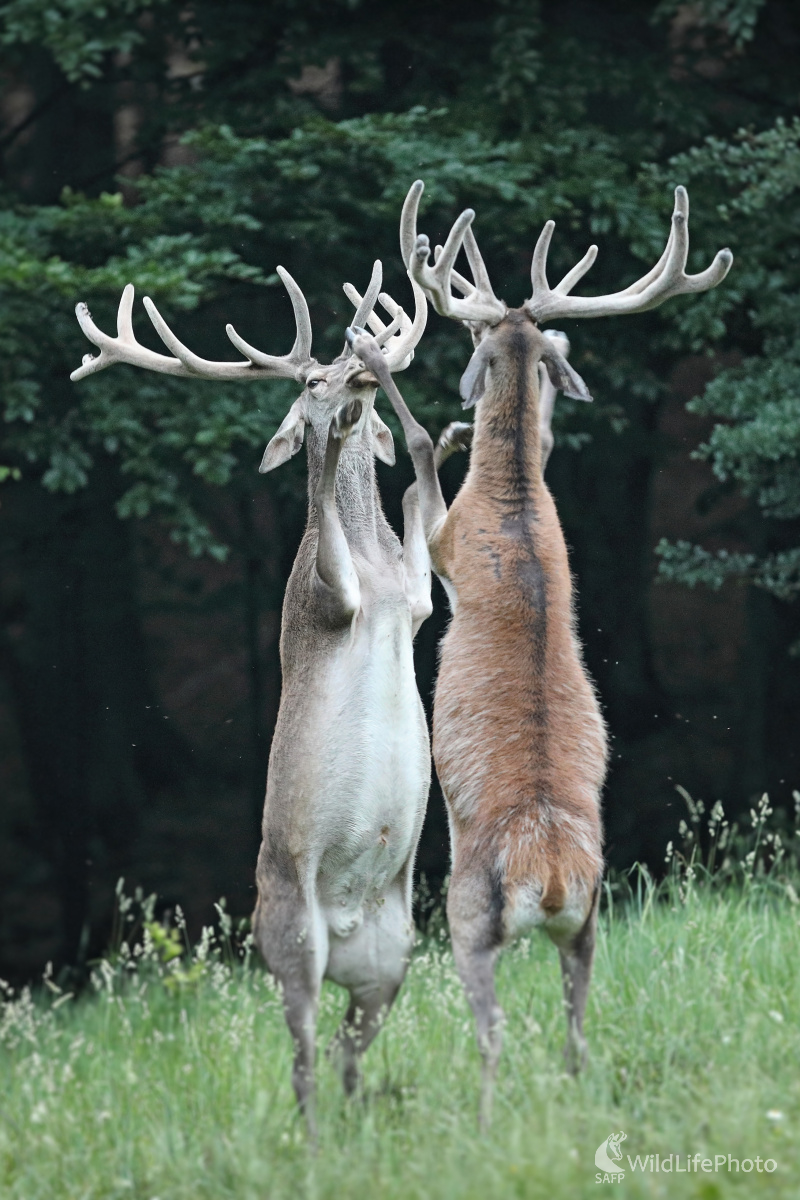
[348,181,732,1125]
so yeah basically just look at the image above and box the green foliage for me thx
[1,879,799,1197]
[0,101,735,552]
[664,784,800,885]
[0,0,171,83]
[652,117,800,602]
[657,540,800,600]
[0,0,797,593]
[654,0,768,45]
[0,186,276,555]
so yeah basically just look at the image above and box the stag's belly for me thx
[265,602,430,937]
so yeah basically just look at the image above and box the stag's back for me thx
[431,316,606,913]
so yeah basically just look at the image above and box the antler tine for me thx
[554,244,598,296]
[340,260,387,360]
[344,282,389,336]
[402,180,506,326]
[143,296,225,375]
[550,219,675,304]
[349,260,383,335]
[344,277,427,373]
[343,282,403,345]
[608,216,679,301]
[225,266,315,380]
[462,224,495,298]
[72,284,194,382]
[73,272,317,385]
[372,311,404,348]
[433,226,494,299]
[530,220,555,296]
[277,265,313,360]
[380,277,427,372]
[546,211,678,305]
[400,179,425,272]
[526,186,733,324]
[434,245,475,297]
[117,281,135,343]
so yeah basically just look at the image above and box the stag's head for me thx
[401,180,732,408]
[71,259,426,474]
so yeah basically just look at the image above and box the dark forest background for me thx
[1,0,798,983]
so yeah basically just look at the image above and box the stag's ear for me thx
[459,341,492,409]
[369,408,395,465]
[259,399,307,473]
[540,341,593,402]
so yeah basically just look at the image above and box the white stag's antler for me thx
[526,186,733,323]
[71,267,316,384]
[400,179,507,326]
[342,258,427,372]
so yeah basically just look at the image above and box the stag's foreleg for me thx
[313,398,363,620]
[346,330,449,550]
[447,867,505,1130]
[400,482,433,635]
[402,422,474,629]
[537,361,557,473]
[551,886,599,1075]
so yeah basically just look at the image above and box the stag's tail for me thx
[540,868,568,916]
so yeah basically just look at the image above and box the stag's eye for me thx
[307,378,324,391]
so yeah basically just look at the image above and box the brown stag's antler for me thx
[525,186,733,323]
[400,180,507,326]
[400,180,732,330]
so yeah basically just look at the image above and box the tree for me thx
[1,0,798,970]
[654,120,800,625]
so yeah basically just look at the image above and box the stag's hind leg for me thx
[253,882,328,1136]
[326,882,414,1097]
[550,885,600,1075]
[447,867,505,1130]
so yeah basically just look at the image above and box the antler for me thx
[343,264,427,372]
[400,179,507,326]
[526,186,733,323]
[71,268,316,384]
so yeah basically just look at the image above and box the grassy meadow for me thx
[1,863,799,1200]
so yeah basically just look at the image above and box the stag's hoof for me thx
[345,326,384,374]
[564,1035,588,1076]
[439,421,474,454]
[332,397,363,439]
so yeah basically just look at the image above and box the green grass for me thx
[1,881,799,1199]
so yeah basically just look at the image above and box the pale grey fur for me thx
[71,264,431,1140]
[252,356,433,1137]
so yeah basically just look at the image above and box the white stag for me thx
[348,181,732,1125]
[71,261,432,1132]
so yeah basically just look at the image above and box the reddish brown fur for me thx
[430,312,607,935]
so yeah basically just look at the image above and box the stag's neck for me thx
[468,336,542,506]
[305,427,382,545]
